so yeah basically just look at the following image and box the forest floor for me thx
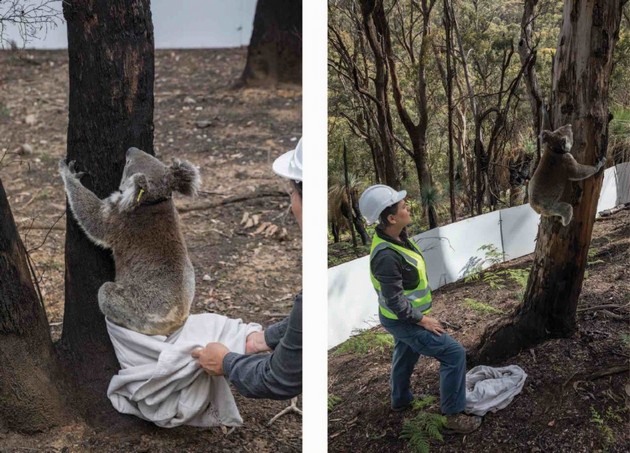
[0,48,302,452]
[328,209,630,453]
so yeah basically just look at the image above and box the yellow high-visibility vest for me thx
[369,234,432,320]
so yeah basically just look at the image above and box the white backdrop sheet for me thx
[328,164,629,349]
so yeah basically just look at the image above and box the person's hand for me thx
[191,343,230,375]
[246,331,271,354]
[418,316,445,336]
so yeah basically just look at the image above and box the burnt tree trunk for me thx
[0,179,69,432]
[473,0,624,364]
[62,0,154,422]
[241,0,302,87]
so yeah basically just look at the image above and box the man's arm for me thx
[371,251,423,323]
[264,317,289,349]
[223,294,302,399]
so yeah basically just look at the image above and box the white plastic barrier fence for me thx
[328,163,630,349]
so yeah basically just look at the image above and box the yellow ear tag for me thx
[136,188,145,203]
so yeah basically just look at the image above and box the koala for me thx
[59,147,201,335]
[528,124,606,226]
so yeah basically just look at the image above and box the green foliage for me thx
[0,103,10,119]
[328,394,342,412]
[587,247,605,266]
[463,244,504,282]
[483,267,529,291]
[332,329,394,356]
[465,298,504,315]
[420,185,441,209]
[400,396,446,453]
[590,406,616,447]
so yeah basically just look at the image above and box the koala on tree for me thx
[528,124,606,226]
[59,147,201,335]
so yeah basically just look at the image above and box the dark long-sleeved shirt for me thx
[370,227,426,324]
[222,293,302,400]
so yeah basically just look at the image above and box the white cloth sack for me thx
[106,313,262,428]
[465,365,527,416]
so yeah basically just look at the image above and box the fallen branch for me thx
[582,365,629,381]
[177,191,286,213]
[597,202,630,219]
[577,303,630,313]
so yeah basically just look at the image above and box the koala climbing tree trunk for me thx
[472,0,624,364]
[0,179,68,432]
[62,0,154,422]
[240,0,302,87]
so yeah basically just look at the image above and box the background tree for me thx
[0,0,59,46]
[473,0,627,363]
[0,179,68,432]
[61,0,154,423]
[241,0,302,86]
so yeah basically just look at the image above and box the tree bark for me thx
[374,0,438,226]
[359,0,401,189]
[241,0,302,87]
[0,179,68,432]
[62,0,154,422]
[444,0,456,222]
[519,0,551,166]
[473,0,624,364]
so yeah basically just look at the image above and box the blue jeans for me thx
[380,313,466,415]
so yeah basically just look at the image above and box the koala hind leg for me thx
[544,201,573,226]
[99,282,180,335]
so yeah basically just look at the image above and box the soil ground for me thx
[328,209,630,452]
[0,48,301,452]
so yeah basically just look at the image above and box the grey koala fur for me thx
[59,147,201,335]
[528,124,606,227]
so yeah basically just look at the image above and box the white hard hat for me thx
[359,184,407,225]
[272,138,302,181]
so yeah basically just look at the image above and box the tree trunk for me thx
[240,0,302,87]
[519,0,551,166]
[343,141,357,249]
[0,179,68,432]
[472,0,624,364]
[444,0,456,222]
[62,0,154,422]
[360,0,401,189]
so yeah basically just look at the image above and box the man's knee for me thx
[443,338,466,364]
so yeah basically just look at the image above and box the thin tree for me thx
[343,141,358,248]
[473,0,626,363]
[241,0,302,86]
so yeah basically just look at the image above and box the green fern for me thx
[465,298,504,314]
[482,272,505,289]
[333,329,394,356]
[328,394,342,412]
[400,411,446,453]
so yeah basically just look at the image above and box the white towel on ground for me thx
[465,365,527,416]
[106,313,262,428]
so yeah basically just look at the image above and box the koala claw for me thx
[66,160,86,179]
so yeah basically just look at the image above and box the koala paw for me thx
[59,159,86,179]
[596,155,607,171]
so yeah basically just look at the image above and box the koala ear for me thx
[170,159,201,196]
[540,130,551,144]
[119,173,148,211]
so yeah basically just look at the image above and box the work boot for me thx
[442,413,482,434]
